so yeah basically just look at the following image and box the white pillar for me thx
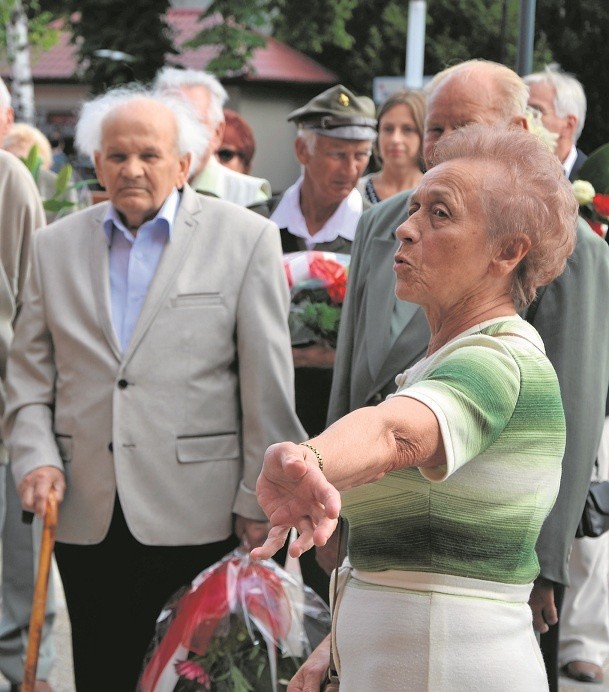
[405,0,427,89]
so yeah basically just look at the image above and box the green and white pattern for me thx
[341,316,565,585]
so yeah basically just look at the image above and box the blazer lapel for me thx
[367,306,430,401]
[89,204,122,361]
[123,188,200,362]
[365,235,399,378]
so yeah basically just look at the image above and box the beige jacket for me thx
[0,151,45,461]
[4,184,305,544]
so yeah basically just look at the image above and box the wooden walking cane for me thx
[21,488,58,692]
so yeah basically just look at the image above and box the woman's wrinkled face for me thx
[377,104,421,168]
[393,159,498,312]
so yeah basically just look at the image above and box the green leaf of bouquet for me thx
[43,199,75,213]
[55,164,73,194]
[229,664,254,691]
[24,144,40,172]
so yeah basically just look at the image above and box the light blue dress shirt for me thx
[102,188,180,351]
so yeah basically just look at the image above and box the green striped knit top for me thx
[341,316,565,585]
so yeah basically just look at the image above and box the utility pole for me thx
[405,0,426,88]
[516,0,536,76]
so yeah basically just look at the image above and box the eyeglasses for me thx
[217,149,246,163]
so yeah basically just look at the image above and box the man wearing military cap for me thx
[269,84,376,601]
[270,83,376,254]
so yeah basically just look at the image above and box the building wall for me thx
[225,84,316,194]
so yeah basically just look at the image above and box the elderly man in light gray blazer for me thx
[4,87,305,692]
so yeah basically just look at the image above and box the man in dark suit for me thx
[524,64,588,181]
[327,59,609,692]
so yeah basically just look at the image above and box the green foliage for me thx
[263,0,556,96]
[272,0,403,92]
[20,144,94,216]
[185,0,271,77]
[173,613,300,692]
[272,0,357,54]
[0,0,59,57]
[293,301,342,349]
[66,0,176,93]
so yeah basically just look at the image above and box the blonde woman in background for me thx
[357,89,426,204]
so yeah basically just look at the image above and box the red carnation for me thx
[593,194,609,218]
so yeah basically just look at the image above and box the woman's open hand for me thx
[250,442,341,561]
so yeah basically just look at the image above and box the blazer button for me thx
[108,442,113,452]
[118,379,128,389]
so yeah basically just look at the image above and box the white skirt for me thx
[332,568,548,692]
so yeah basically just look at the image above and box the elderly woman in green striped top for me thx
[252,123,578,691]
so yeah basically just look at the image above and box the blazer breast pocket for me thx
[171,292,224,308]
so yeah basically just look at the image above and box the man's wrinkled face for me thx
[423,76,504,167]
[527,82,564,136]
[296,134,371,207]
[527,81,574,163]
[94,100,190,232]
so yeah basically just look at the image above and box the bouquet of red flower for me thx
[283,251,350,349]
[573,142,609,238]
[138,548,331,692]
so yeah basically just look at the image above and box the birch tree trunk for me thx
[6,0,35,124]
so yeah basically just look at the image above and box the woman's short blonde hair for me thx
[4,123,53,169]
[428,123,578,309]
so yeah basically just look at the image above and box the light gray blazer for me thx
[4,184,305,545]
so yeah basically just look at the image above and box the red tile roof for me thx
[10,8,337,84]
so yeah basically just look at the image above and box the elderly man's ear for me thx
[294,136,311,165]
[490,235,532,276]
[562,113,578,139]
[512,114,530,131]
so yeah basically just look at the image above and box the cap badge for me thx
[338,92,350,108]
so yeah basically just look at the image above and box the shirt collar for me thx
[270,176,363,247]
[189,155,221,197]
[102,187,181,245]
[563,145,578,178]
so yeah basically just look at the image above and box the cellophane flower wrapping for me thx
[138,548,331,692]
[283,251,350,349]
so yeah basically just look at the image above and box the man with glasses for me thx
[153,67,272,208]
[524,64,587,181]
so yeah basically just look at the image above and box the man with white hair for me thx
[153,66,272,206]
[524,64,588,180]
[4,86,304,691]
[270,84,377,438]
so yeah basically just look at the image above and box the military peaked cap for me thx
[287,84,377,140]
